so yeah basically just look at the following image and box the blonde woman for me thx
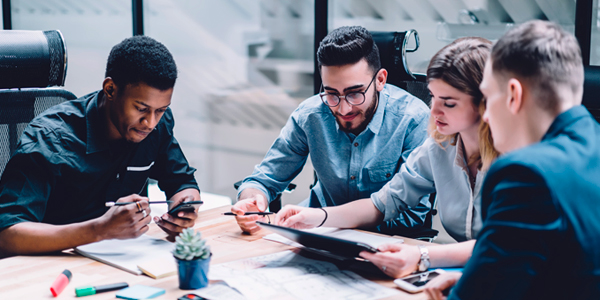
[275,37,499,278]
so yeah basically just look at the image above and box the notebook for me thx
[74,235,174,275]
[137,256,177,279]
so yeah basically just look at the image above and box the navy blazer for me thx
[450,105,600,299]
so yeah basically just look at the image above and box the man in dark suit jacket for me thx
[424,20,600,300]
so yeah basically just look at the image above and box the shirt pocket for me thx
[118,161,155,197]
[127,161,155,172]
[367,161,397,192]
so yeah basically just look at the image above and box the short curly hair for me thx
[105,35,177,91]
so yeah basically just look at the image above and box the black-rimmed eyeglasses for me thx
[319,70,379,107]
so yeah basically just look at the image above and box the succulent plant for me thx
[173,228,211,261]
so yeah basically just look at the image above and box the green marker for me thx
[75,282,128,297]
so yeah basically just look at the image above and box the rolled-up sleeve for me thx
[238,110,309,203]
[371,140,436,222]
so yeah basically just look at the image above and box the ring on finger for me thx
[382,266,387,272]
[142,209,147,218]
[135,201,143,212]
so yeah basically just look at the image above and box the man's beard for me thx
[337,92,379,135]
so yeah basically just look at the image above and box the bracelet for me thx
[317,208,328,227]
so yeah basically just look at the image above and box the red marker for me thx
[50,269,72,297]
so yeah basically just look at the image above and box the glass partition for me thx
[4,0,583,204]
[591,0,600,65]
[329,0,576,74]
[144,0,316,202]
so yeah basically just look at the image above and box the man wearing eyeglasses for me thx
[232,26,431,235]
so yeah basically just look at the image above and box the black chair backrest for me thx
[371,30,431,105]
[0,30,77,175]
[583,66,600,123]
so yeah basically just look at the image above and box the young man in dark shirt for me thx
[0,36,200,256]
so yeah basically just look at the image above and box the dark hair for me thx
[317,26,380,74]
[427,37,499,170]
[491,20,584,111]
[105,35,177,91]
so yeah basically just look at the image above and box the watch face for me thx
[419,261,428,272]
[418,246,430,272]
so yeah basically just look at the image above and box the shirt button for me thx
[354,143,359,147]
[386,173,391,177]
[116,173,120,180]
[350,175,356,180]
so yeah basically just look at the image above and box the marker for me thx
[75,282,129,297]
[50,269,72,297]
[222,212,275,216]
[105,201,173,207]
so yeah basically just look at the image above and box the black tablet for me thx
[256,222,378,259]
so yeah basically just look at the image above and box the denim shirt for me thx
[239,84,431,228]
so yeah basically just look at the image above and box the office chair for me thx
[0,30,77,176]
[371,30,431,105]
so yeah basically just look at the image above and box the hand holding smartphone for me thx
[167,200,203,215]
[394,269,445,293]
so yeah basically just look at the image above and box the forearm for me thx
[322,198,384,228]
[0,220,102,255]
[428,240,475,268]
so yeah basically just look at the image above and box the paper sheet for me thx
[210,250,399,300]
[74,235,174,275]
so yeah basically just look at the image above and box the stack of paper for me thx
[210,250,399,300]
[74,235,175,277]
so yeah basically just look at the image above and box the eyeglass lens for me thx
[320,70,379,107]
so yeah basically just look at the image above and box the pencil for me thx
[222,212,275,216]
[105,201,173,207]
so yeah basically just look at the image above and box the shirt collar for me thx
[86,91,110,154]
[542,105,590,141]
[366,90,388,135]
[454,134,468,169]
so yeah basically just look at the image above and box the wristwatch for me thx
[417,245,430,272]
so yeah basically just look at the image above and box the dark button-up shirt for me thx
[0,91,198,230]
[450,105,600,299]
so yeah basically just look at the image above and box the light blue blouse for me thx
[371,135,485,242]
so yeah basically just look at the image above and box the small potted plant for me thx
[173,228,211,290]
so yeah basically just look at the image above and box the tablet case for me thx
[256,222,378,259]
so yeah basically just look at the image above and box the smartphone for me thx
[393,269,445,293]
[177,294,207,300]
[168,200,204,215]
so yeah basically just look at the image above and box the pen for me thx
[222,212,275,216]
[105,201,173,207]
[75,282,129,297]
